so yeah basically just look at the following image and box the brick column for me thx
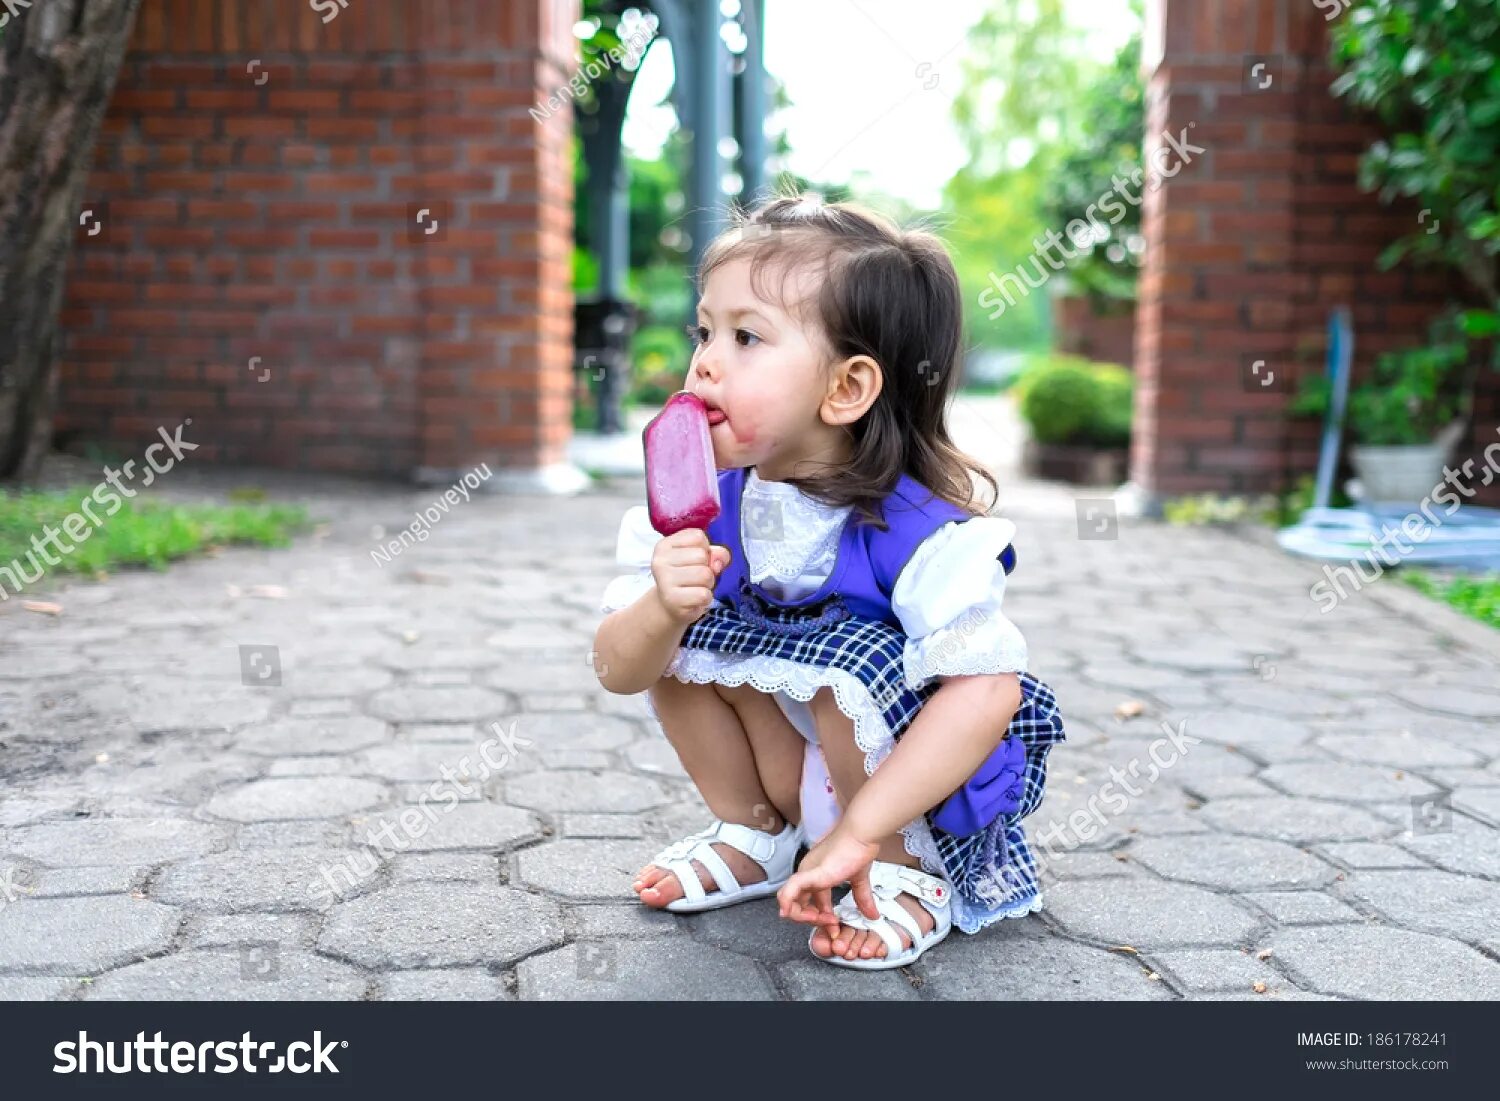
[59,0,581,486]
[1132,0,1471,506]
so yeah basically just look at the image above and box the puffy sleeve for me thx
[891,516,1028,689]
[599,505,659,614]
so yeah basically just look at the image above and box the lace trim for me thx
[741,477,851,585]
[903,641,1029,692]
[661,649,946,880]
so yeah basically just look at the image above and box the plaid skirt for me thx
[674,593,1066,934]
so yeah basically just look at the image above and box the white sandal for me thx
[644,818,804,913]
[811,860,953,970]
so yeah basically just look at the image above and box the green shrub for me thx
[629,323,688,406]
[1016,355,1133,447]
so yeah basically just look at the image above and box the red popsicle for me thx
[643,391,721,535]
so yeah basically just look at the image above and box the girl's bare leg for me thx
[633,677,805,908]
[805,686,936,961]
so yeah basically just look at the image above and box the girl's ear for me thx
[820,355,883,427]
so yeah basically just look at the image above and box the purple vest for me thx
[706,468,993,630]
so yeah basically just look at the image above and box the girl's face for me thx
[685,256,838,479]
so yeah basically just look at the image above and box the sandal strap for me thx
[833,893,919,955]
[867,861,951,912]
[646,818,791,902]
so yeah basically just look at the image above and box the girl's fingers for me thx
[852,877,880,921]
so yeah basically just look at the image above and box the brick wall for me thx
[1133,0,1499,504]
[1055,293,1136,368]
[57,0,579,480]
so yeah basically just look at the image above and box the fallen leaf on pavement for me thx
[1108,945,1139,954]
[1115,699,1145,719]
[21,600,63,616]
[1252,981,1268,994]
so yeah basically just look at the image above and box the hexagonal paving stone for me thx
[624,739,689,778]
[205,777,387,822]
[516,940,777,1000]
[1269,925,1498,999]
[0,649,90,679]
[914,926,1172,999]
[775,959,922,1001]
[1198,797,1398,843]
[1210,683,1362,720]
[318,882,561,968]
[353,802,542,852]
[87,949,368,1001]
[1339,869,1500,948]
[0,896,179,972]
[351,742,494,782]
[503,770,668,814]
[154,848,378,912]
[516,838,653,900]
[1313,732,1481,769]
[78,680,273,734]
[495,711,641,752]
[0,976,78,1000]
[379,970,510,1001]
[1043,879,1260,949]
[1399,812,1500,878]
[0,818,226,866]
[1261,762,1441,802]
[1128,835,1337,892]
[234,717,390,757]
[1242,891,1363,926]
[1151,948,1285,993]
[484,659,596,695]
[366,686,512,723]
[1393,686,1500,721]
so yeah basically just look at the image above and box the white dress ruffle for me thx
[600,471,1028,883]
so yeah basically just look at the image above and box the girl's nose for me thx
[692,351,718,385]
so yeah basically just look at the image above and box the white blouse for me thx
[599,467,1028,688]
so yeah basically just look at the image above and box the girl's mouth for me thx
[706,408,728,427]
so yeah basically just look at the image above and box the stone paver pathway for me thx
[2,446,1498,1000]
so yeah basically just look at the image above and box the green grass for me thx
[1400,569,1500,631]
[0,487,310,585]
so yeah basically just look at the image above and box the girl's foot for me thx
[809,891,935,961]
[632,846,766,907]
[632,819,802,912]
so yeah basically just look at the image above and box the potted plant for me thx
[1292,315,1470,503]
[1016,355,1133,485]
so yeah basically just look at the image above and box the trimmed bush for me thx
[1016,355,1133,447]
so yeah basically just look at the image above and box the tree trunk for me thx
[0,0,141,484]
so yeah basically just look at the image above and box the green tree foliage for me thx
[1042,24,1145,300]
[1330,0,1500,344]
[944,0,1143,350]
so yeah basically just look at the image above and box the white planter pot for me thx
[1349,443,1448,504]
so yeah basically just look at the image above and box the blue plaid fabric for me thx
[678,602,1066,933]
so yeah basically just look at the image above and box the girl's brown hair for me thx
[696,193,998,529]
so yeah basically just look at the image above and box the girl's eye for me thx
[684,324,709,347]
[734,329,761,348]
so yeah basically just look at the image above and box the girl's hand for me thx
[777,825,881,931]
[650,529,731,625]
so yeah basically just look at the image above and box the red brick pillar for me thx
[60,0,581,486]
[1132,0,1468,506]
